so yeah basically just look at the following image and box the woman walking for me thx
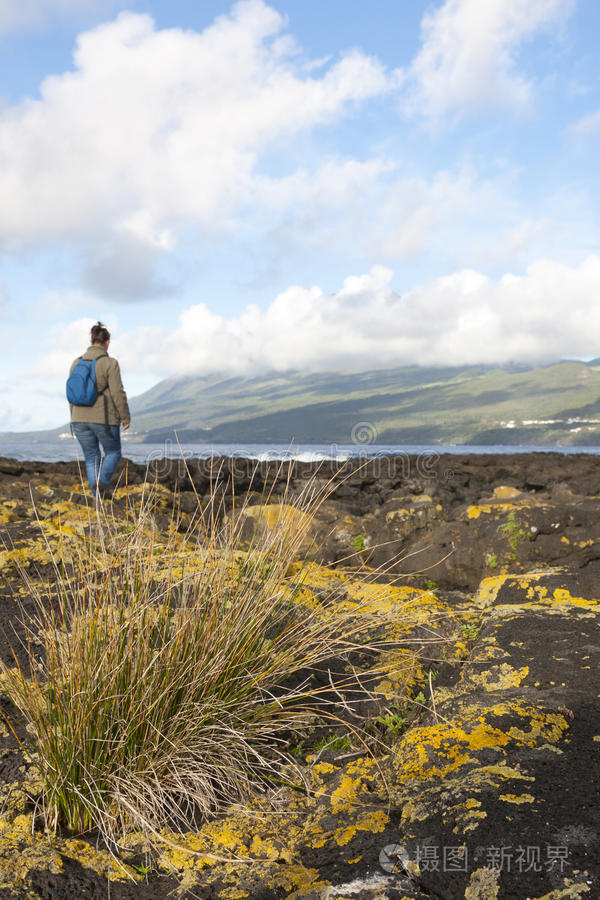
[68,322,130,498]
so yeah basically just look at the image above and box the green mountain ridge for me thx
[129,361,600,445]
[3,361,600,446]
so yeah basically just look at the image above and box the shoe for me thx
[95,482,114,500]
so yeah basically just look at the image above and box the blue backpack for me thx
[66,356,106,406]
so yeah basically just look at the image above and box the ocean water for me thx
[1,437,599,465]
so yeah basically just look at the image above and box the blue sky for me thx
[1,0,600,430]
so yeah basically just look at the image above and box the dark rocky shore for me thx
[0,452,598,899]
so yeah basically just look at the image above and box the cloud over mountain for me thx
[103,256,600,377]
[20,254,600,431]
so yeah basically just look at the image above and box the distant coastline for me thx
[1,439,600,466]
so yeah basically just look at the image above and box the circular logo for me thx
[379,843,409,874]
[351,422,377,445]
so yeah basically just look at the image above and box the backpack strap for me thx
[83,352,110,434]
[93,352,110,434]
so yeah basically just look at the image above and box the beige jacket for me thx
[69,345,131,426]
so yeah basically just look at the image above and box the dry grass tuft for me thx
[1,463,400,850]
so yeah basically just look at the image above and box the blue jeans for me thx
[72,423,122,494]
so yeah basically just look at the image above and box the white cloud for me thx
[0,2,390,257]
[38,288,96,316]
[474,216,552,265]
[571,109,600,135]
[251,158,395,214]
[367,167,490,260]
[110,256,600,377]
[406,0,575,124]
[37,316,118,377]
[248,162,533,269]
[245,156,397,259]
[0,0,117,35]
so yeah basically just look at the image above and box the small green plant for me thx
[374,711,407,734]
[313,733,352,753]
[133,862,152,878]
[501,511,527,553]
[485,553,499,569]
[413,689,426,710]
[424,578,438,590]
[459,622,480,641]
[351,532,366,552]
[374,689,428,736]
[289,741,305,757]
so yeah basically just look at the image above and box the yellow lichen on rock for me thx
[0,810,140,891]
[0,542,55,572]
[464,865,500,899]
[551,587,598,608]
[492,486,526,500]
[392,702,569,787]
[475,573,599,611]
[530,885,591,899]
[398,762,533,830]
[384,496,442,535]
[0,815,63,890]
[61,837,140,881]
[466,500,542,520]
[240,503,312,534]
[330,757,379,812]
[290,563,457,653]
[332,809,388,846]
[0,503,21,525]
[465,663,530,692]
[475,574,517,607]
[113,482,173,504]
[36,500,91,536]
[499,792,535,804]
[373,649,424,699]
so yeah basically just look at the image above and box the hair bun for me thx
[90,322,111,344]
